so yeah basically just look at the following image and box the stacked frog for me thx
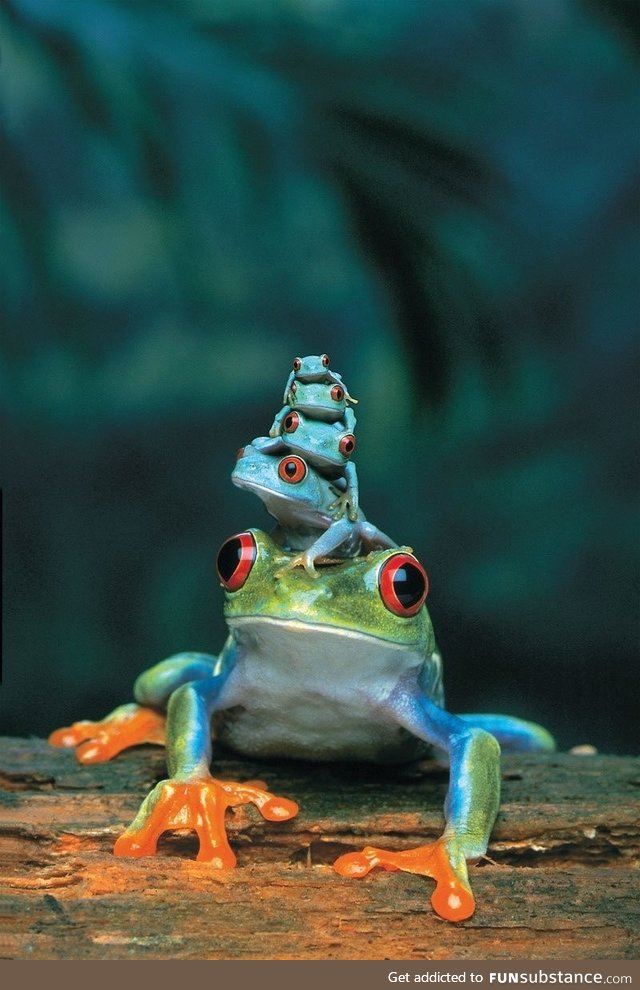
[49,351,556,926]
[233,353,397,574]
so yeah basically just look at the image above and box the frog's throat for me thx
[226,614,427,653]
[232,480,332,528]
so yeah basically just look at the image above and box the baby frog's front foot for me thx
[274,552,319,579]
[48,703,166,764]
[329,491,359,524]
[114,775,299,867]
[334,835,475,923]
[328,491,349,520]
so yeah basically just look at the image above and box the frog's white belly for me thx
[213,617,439,763]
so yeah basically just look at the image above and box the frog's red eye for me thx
[235,447,246,461]
[338,434,356,458]
[331,385,344,402]
[283,411,300,433]
[321,353,330,367]
[378,553,428,617]
[293,357,302,371]
[278,456,307,484]
[216,532,257,591]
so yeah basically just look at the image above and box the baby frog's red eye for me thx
[235,447,246,461]
[283,411,300,433]
[216,532,257,591]
[331,385,344,402]
[378,553,429,617]
[278,456,307,484]
[293,357,302,371]
[338,434,356,458]
[321,353,330,367]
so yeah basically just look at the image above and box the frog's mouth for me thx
[225,615,429,696]
[293,402,336,418]
[227,613,426,654]
[232,479,332,527]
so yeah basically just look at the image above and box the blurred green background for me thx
[1,0,638,754]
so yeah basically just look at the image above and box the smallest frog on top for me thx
[269,353,357,435]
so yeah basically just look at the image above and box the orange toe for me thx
[431,873,475,922]
[334,848,384,878]
[49,721,98,749]
[49,705,166,764]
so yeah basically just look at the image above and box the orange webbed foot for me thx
[334,837,475,923]
[48,704,166,764]
[114,776,299,868]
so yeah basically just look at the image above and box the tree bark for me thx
[0,738,638,960]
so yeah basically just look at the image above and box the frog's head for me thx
[285,353,357,403]
[232,445,336,526]
[216,528,433,652]
[280,413,356,467]
[287,381,348,422]
[291,353,331,380]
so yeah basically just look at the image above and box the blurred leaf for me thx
[1,0,638,754]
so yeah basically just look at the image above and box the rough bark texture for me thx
[0,737,638,960]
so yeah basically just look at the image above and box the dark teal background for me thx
[1,0,638,754]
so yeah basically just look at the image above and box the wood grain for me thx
[1,738,638,960]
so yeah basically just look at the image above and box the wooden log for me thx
[0,737,638,960]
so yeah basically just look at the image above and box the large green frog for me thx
[50,529,554,923]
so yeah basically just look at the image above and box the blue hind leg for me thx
[457,713,555,752]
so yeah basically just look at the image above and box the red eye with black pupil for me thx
[338,434,356,457]
[331,385,344,401]
[293,357,302,371]
[379,553,429,616]
[216,532,257,591]
[283,411,300,433]
[278,456,307,484]
[321,354,330,367]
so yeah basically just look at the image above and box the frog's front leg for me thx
[268,405,290,437]
[277,518,397,577]
[334,684,501,922]
[275,516,360,576]
[336,461,359,522]
[114,672,298,867]
[48,652,217,764]
[282,372,296,403]
[343,406,357,433]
